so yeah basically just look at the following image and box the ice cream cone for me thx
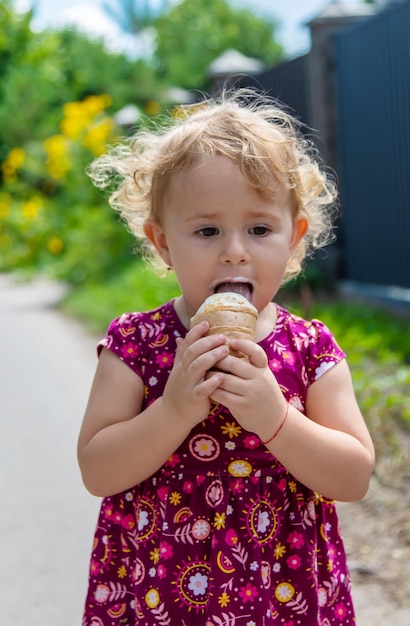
[190,292,257,358]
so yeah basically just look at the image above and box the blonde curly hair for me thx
[88,89,337,283]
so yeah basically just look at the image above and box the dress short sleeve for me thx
[305,318,346,386]
[97,312,144,378]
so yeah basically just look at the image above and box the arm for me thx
[77,322,229,497]
[209,341,375,502]
[268,359,375,501]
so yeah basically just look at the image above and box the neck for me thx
[173,296,192,329]
[255,302,277,341]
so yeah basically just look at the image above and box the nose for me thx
[219,232,250,265]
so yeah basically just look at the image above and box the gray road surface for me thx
[0,274,408,625]
[0,275,100,626]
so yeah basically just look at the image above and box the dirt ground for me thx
[337,431,410,612]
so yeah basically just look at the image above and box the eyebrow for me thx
[184,209,283,224]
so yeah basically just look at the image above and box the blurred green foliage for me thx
[0,0,283,285]
[0,4,160,147]
[63,262,180,333]
[154,0,282,88]
[0,0,165,283]
[0,90,135,283]
[297,298,410,458]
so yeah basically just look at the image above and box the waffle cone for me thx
[190,293,257,358]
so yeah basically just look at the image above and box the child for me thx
[78,90,375,625]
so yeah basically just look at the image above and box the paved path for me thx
[0,275,100,626]
[0,274,408,625]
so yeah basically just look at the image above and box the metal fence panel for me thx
[335,1,410,288]
[239,54,310,125]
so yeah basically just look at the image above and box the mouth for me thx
[213,280,253,302]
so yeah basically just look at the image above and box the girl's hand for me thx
[208,338,286,441]
[162,321,229,428]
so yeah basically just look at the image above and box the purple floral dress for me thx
[82,300,356,626]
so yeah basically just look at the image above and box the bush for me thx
[0,93,136,283]
[285,296,410,458]
[62,262,180,333]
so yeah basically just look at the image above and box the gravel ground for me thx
[338,452,410,624]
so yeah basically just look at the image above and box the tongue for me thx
[215,282,252,302]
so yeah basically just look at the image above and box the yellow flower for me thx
[61,110,89,139]
[117,565,127,579]
[43,134,69,156]
[61,94,112,140]
[63,100,85,120]
[6,147,25,169]
[22,197,43,221]
[145,100,161,116]
[218,592,230,607]
[221,422,242,438]
[214,512,226,530]
[173,101,208,119]
[1,146,25,183]
[274,542,286,559]
[2,164,18,184]
[169,491,182,505]
[43,135,71,179]
[83,93,112,115]
[150,548,160,564]
[83,118,115,155]
[47,236,64,255]
[313,492,324,505]
[0,201,10,219]
[60,116,86,140]
[288,481,297,493]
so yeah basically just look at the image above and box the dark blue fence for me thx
[238,54,310,126]
[237,1,410,289]
[335,0,410,288]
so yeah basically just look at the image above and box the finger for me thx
[188,344,229,379]
[197,371,224,397]
[229,339,268,368]
[183,333,228,365]
[211,354,249,377]
[209,373,244,397]
[184,320,210,345]
[177,325,226,362]
[209,385,241,407]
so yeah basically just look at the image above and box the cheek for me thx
[260,253,289,284]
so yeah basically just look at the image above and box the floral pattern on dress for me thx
[83,301,355,625]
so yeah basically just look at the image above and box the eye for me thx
[196,226,219,237]
[249,225,270,236]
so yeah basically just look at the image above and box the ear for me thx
[290,216,308,253]
[143,220,172,267]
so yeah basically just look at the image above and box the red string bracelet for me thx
[262,402,289,445]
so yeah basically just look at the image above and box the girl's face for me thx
[145,155,307,326]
